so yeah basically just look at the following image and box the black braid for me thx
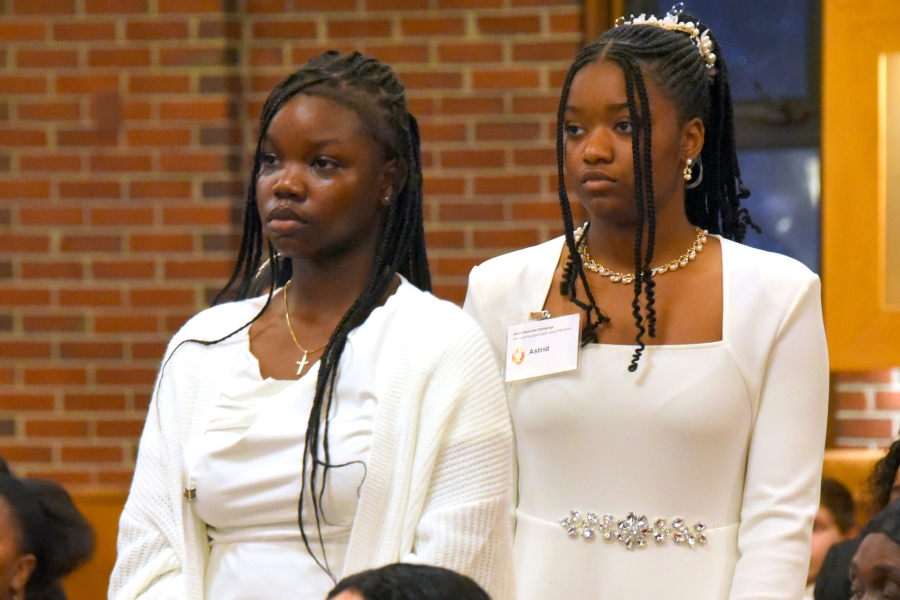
[178,50,428,580]
[556,11,755,369]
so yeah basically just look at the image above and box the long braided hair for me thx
[190,50,429,578]
[557,11,757,371]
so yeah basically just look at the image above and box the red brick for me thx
[132,341,166,359]
[127,128,191,147]
[837,391,867,410]
[123,102,152,120]
[92,260,155,279]
[17,102,80,121]
[423,177,465,196]
[56,75,119,94]
[164,314,193,332]
[85,0,149,12]
[0,22,46,42]
[438,0,501,7]
[441,97,504,115]
[131,234,193,253]
[160,100,228,120]
[12,0,76,14]
[88,49,151,68]
[437,43,503,64]
[0,342,51,359]
[473,228,540,248]
[407,98,436,116]
[0,181,50,199]
[511,201,561,220]
[0,446,53,463]
[246,0,285,11]
[20,154,82,172]
[53,21,116,40]
[95,315,157,333]
[442,149,505,169]
[366,0,428,8]
[0,76,47,94]
[56,129,119,147]
[59,289,122,307]
[0,394,54,411]
[60,342,124,360]
[90,207,154,226]
[514,148,555,166]
[129,288,195,307]
[419,122,466,143]
[97,420,145,437]
[0,128,46,146]
[158,0,222,11]
[130,181,192,200]
[90,154,153,172]
[129,75,191,94]
[877,392,900,410]
[0,235,49,252]
[838,419,895,439]
[16,49,79,68]
[432,257,484,277]
[165,259,232,279]
[60,181,121,199]
[61,446,123,463]
[162,205,230,225]
[21,262,84,279]
[160,153,226,172]
[64,394,126,411]
[550,13,580,33]
[159,47,232,67]
[432,284,465,305]
[0,370,13,385]
[25,471,91,485]
[477,15,540,34]
[439,202,504,221]
[514,41,579,62]
[96,368,157,385]
[836,370,896,384]
[126,21,189,40]
[24,368,87,385]
[252,21,317,40]
[425,229,465,248]
[514,95,559,114]
[400,17,465,37]
[401,71,463,90]
[328,20,391,39]
[0,288,50,305]
[250,47,283,67]
[475,175,541,195]
[60,235,121,252]
[472,69,540,90]
[98,470,135,486]
[25,419,88,438]
[476,122,542,141]
[365,44,430,65]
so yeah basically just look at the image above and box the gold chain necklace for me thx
[575,223,708,284]
[283,280,328,375]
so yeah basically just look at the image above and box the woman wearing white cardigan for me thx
[109,51,514,600]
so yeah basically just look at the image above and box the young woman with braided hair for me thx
[464,7,828,599]
[110,51,514,600]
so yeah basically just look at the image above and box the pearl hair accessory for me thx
[615,3,717,81]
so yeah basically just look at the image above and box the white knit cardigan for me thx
[108,286,516,600]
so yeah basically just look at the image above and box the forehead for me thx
[567,59,670,117]
[265,94,370,144]
[856,533,900,573]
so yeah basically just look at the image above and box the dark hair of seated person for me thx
[869,438,900,511]
[0,456,96,600]
[326,563,491,600]
[820,478,856,534]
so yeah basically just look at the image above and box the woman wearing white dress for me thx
[109,51,514,600]
[464,9,827,600]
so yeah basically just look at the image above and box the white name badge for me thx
[505,313,581,383]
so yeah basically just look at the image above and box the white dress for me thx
[464,236,829,600]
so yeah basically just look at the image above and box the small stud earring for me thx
[683,158,693,181]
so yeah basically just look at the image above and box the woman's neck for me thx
[285,245,377,322]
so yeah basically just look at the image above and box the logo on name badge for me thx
[511,345,526,365]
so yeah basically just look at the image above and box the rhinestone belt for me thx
[560,510,708,550]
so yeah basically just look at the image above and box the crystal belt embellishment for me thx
[559,510,707,550]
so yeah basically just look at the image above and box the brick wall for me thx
[0,0,580,489]
[833,369,900,448]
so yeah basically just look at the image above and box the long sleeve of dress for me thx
[108,349,190,600]
[399,325,516,600]
[729,276,829,600]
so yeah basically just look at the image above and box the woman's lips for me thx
[581,171,616,192]
[267,218,305,233]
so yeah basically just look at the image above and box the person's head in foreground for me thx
[809,478,857,587]
[0,460,95,600]
[850,499,900,598]
[869,438,900,512]
[327,564,491,600]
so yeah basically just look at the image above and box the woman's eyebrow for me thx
[565,102,630,113]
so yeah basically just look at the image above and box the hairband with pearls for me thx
[615,4,717,81]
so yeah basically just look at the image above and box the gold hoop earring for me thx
[683,158,694,181]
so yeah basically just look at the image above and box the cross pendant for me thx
[295,351,310,375]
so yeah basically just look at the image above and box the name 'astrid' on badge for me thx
[505,313,581,383]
